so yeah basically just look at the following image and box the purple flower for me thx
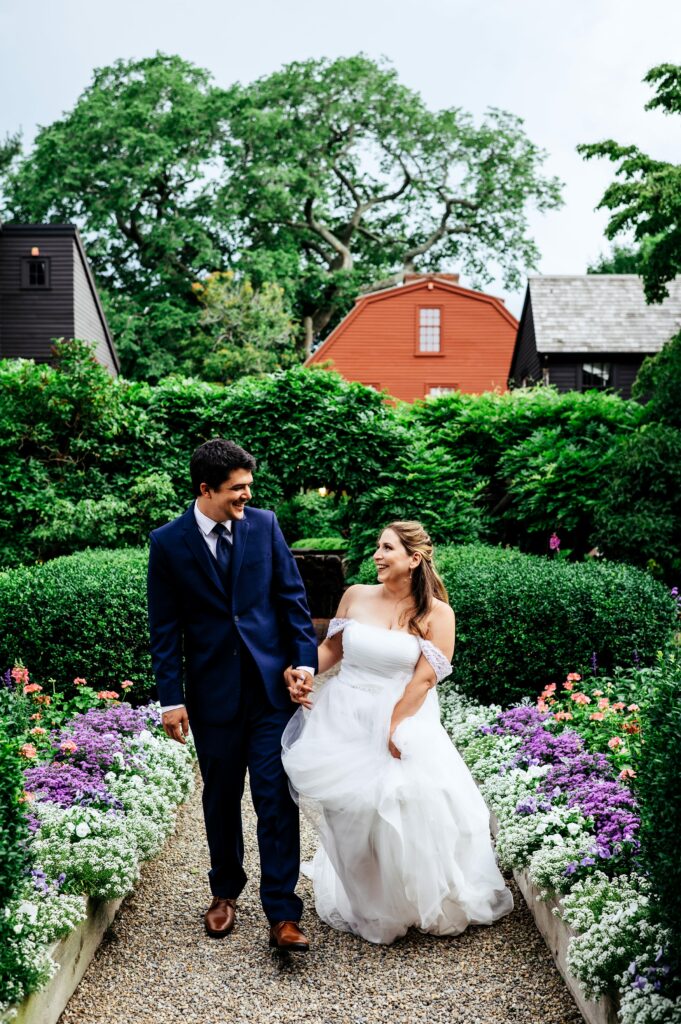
[514,727,584,769]
[549,532,561,551]
[24,763,118,809]
[590,652,598,672]
[2,668,12,689]
[495,705,549,737]
[563,862,578,876]
[580,856,596,866]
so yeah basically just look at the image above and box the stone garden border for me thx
[489,809,619,1024]
[13,896,123,1024]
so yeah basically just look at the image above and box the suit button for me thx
[234,615,240,622]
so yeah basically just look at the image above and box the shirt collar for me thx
[194,499,233,537]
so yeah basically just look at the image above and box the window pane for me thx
[428,386,456,397]
[419,308,441,352]
[582,362,611,389]
[27,259,47,286]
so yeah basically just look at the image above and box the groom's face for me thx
[201,468,253,521]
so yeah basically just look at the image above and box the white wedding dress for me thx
[281,618,514,944]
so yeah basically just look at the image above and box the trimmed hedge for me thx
[634,656,681,976]
[358,544,677,704]
[0,548,152,697]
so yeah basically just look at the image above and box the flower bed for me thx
[0,669,196,1018]
[440,664,681,1024]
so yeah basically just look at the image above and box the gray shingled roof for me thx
[529,275,681,354]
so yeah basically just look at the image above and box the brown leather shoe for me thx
[204,897,236,938]
[269,920,310,952]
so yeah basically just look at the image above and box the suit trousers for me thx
[190,644,303,925]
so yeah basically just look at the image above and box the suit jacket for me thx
[147,503,318,725]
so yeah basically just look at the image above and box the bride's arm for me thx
[389,603,455,757]
[316,585,358,674]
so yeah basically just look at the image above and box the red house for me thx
[305,274,518,401]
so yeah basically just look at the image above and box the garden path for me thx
[59,774,583,1024]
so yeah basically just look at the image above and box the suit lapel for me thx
[180,506,227,598]
[230,514,249,597]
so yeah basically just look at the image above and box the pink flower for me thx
[611,701,626,711]
[19,744,37,759]
[567,673,582,682]
[73,677,87,686]
[11,666,30,686]
[627,704,640,712]
[589,712,605,721]
[553,711,573,721]
[29,727,46,736]
[30,712,42,721]
[96,690,120,701]
[549,532,561,551]
[608,737,624,749]
[120,680,133,690]
[23,683,43,695]
[598,698,610,710]
[619,768,636,780]
[593,690,603,697]
[59,740,78,753]
[571,692,591,705]
[563,681,575,692]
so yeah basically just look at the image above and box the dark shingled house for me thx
[0,223,119,375]
[509,275,681,397]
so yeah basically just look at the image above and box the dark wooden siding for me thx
[72,241,117,374]
[546,360,579,391]
[0,230,74,360]
[546,354,650,398]
[509,293,542,385]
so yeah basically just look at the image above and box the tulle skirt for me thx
[281,673,514,945]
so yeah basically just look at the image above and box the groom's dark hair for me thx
[190,438,257,496]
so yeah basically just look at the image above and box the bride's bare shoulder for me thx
[428,599,456,629]
[336,583,378,617]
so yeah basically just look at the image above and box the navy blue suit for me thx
[147,503,318,922]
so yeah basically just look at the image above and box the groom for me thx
[147,438,318,950]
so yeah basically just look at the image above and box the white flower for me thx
[567,822,581,835]
[75,821,91,838]
[138,729,153,742]
[18,901,38,923]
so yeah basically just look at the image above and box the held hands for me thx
[285,667,313,709]
[162,707,189,745]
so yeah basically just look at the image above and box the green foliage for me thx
[189,272,297,382]
[227,53,563,348]
[405,387,640,554]
[357,544,677,704]
[275,491,348,543]
[290,537,348,550]
[634,330,681,428]
[587,243,645,275]
[578,63,681,303]
[0,549,153,697]
[347,434,488,565]
[591,424,681,580]
[0,687,31,908]
[633,652,681,975]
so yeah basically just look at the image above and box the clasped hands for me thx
[284,666,314,709]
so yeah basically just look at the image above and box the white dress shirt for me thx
[160,501,314,715]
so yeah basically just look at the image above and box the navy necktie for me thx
[212,522,233,580]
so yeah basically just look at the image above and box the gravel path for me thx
[60,771,583,1024]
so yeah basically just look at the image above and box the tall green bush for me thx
[634,654,681,976]
[0,549,152,696]
[358,544,677,703]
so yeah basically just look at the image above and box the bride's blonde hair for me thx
[382,521,449,637]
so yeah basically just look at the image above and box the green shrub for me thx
[275,491,348,543]
[358,544,677,704]
[0,549,153,697]
[290,536,348,550]
[592,424,681,581]
[633,653,681,975]
[0,687,31,908]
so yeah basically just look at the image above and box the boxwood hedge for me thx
[358,544,677,704]
[1,542,676,706]
[0,548,152,697]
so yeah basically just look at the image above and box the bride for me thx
[281,521,514,945]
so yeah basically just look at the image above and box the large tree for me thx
[222,55,563,353]
[1,53,231,378]
[579,63,681,303]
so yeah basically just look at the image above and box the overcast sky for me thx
[1,0,679,316]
